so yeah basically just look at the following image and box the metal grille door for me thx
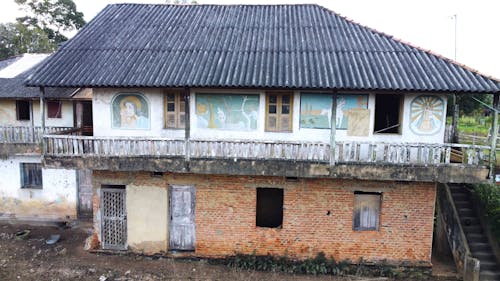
[101,187,127,250]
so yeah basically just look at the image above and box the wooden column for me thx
[39,87,46,153]
[330,93,337,165]
[489,93,499,181]
[184,87,191,164]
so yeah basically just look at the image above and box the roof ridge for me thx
[110,3,322,7]
[317,5,500,84]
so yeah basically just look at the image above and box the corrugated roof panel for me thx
[25,4,499,92]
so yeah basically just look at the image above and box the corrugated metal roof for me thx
[26,4,500,93]
[0,54,78,99]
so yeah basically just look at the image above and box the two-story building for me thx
[0,53,93,222]
[25,3,499,268]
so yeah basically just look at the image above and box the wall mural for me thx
[196,94,259,130]
[300,93,368,129]
[111,93,150,129]
[409,95,444,135]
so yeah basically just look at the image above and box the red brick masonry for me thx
[93,171,436,264]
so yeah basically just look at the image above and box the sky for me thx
[1,0,499,79]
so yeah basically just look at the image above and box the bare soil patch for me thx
[0,222,457,281]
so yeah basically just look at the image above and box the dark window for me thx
[374,94,401,134]
[256,188,283,228]
[16,100,30,121]
[47,100,62,118]
[20,163,42,189]
[353,192,381,231]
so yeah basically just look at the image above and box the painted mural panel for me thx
[196,94,259,130]
[111,93,150,129]
[300,93,368,129]
[409,95,444,135]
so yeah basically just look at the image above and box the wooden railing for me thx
[0,126,73,144]
[42,135,491,167]
[335,141,490,166]
[44,135,185,157]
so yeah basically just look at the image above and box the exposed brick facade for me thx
[92,171,436,264]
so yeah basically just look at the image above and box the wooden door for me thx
[169,185,195,251]
[101,186,127,250]
[77,169,93,219]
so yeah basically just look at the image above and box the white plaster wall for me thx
[0,99,74,127]
[92,88,447,144]
[0,155,78,221]
[93,88,184,139]
[126,184,168,254]
[0,100,31,126]
[33,100,74,127]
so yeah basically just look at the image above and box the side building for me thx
[26,4,499,268]
[0,53,93,222]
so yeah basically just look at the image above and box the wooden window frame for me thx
[16,100,30,121]
[20,163,42,189]
[47,100,62,119]
[374,94,403,134]
[353,191,381,231]
[265,92,293,132]
[164,91,186,129]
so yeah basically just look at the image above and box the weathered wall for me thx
[0,156,77,221]
[92,88,447,144]
[126,184,169,254]
[0,99,74,127]
[92,171,436,264]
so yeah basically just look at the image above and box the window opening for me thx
[374,94,401,134]
[256,188,284,228]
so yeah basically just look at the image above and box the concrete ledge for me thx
[44,156,489,183]
[0,143,41,158]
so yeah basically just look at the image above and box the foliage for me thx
[0,22,52,58]
[473,183,500,243]
[14,0,85,46]
[216,252,430,279]
[447,94,493,117]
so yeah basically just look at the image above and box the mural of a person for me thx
[112,93,150,129]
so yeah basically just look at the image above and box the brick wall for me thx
[92,171,436,264]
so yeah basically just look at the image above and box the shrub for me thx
[474,183,500,243]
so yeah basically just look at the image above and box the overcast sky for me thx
[1,0,499,79]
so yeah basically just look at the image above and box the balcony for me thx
[42,135,491,183]
[0,126,73,156]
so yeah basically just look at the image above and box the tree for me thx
[14,0,85,45]
[0,22,52,59]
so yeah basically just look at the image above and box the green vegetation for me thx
[213,252,431,279]
[0,0,85,59]
[473,183,500,243]
[448,115,492,136]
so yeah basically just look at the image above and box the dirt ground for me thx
[0,222,459,281]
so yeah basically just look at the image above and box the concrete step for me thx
[455,200,472,209]
[469,242,492,252]
[457,207,475,217]
[479,270,500,281]
[451,192,468,201]
[481,260,500,271]
[467,233,489,243]
[461,216,480,226]
[463,225,484,234]
[472,251,497,261]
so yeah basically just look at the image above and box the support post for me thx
[452,94,459,143]
[39,87,46,153]
[489,93,499,181]
[184,87,191,165]
[330,93,337,165]
[29,100,35,142]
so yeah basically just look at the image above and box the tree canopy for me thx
[0,0,85,60]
